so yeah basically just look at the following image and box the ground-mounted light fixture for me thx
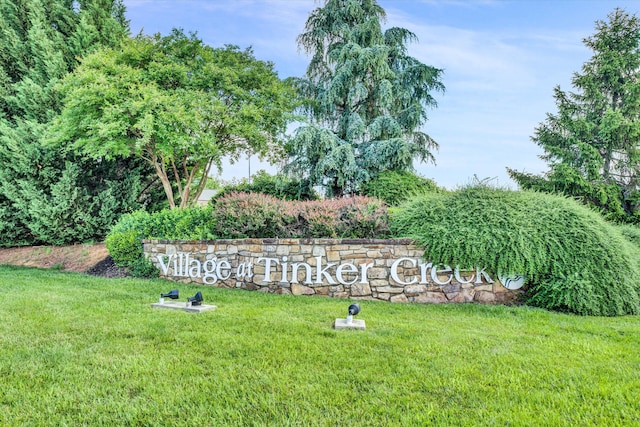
[187,291,203,306]
[347,303,360,323]
[152,290,216,312]
[160,289,179,303]
[334,302,366,330]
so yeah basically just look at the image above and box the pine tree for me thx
[286,0,444,197]
[508,8,640,223]
[0,0,161,247]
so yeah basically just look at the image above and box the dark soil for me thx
[85,255,130,278]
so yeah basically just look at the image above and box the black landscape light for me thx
[161,289,180,300]
[187,291,203,306]
[347,303,360,323]
[334,302,365,330]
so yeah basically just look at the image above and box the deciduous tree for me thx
[51,30,297,208]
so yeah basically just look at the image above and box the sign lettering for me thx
[154,252,497,286]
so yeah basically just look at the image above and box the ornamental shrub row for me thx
[211,192,389,239]
[106,193,390,275]
[105,185,640,316]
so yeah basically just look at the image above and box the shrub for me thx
[105,229,141,267]
[334,196,390,238]
[214,170,319,201]
[360,170,441,206]
[108,194,390,275]
[109,207,215,241]
[211,192,390,239]
[294,196,390,238]
[615,224,640,278]
[617,223,640,250]
[106,207,215,276]
[291,200,338,238]
[211,192,290,238]
[390,184,640,316]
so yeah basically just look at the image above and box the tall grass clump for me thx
[391,185,640,316]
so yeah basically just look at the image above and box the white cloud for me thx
[122,0,629,190]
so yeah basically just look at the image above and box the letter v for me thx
[157,254,173,275]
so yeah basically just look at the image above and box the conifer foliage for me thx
[286,0,444,197]
[508,8,640,223]
[0,0,160,246]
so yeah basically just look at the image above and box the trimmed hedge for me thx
[211,192,389,239]
[390,185,640,316]
[106,193,389,275]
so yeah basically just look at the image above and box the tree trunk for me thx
[151,156,176,209]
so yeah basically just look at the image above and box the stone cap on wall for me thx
[143,238,417,245]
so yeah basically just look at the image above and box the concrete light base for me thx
[334,318,366,330]
[151,301,217,313]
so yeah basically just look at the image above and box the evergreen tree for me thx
[0,0,161,247]
[508,8,640,223]
[286,0,444,197]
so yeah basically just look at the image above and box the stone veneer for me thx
[143,238,523,305]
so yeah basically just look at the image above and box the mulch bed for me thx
[85,256,130,278]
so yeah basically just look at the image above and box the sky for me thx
[123,0,640,190]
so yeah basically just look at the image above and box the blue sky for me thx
[123,0,640,189]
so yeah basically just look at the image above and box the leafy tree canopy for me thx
[286,0,444,197]
[50,29,298,209]
[508,8,640,223]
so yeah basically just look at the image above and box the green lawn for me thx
[0,265,638,426]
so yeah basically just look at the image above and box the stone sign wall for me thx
[143,238,523,305]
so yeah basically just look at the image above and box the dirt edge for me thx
[0,243,128,277]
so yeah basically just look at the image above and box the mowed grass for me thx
[0,266,638,426]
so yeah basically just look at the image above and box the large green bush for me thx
[106,207,216,276]
[617,223,640,251]
[391,185,640,316]
[359,170,441,206]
